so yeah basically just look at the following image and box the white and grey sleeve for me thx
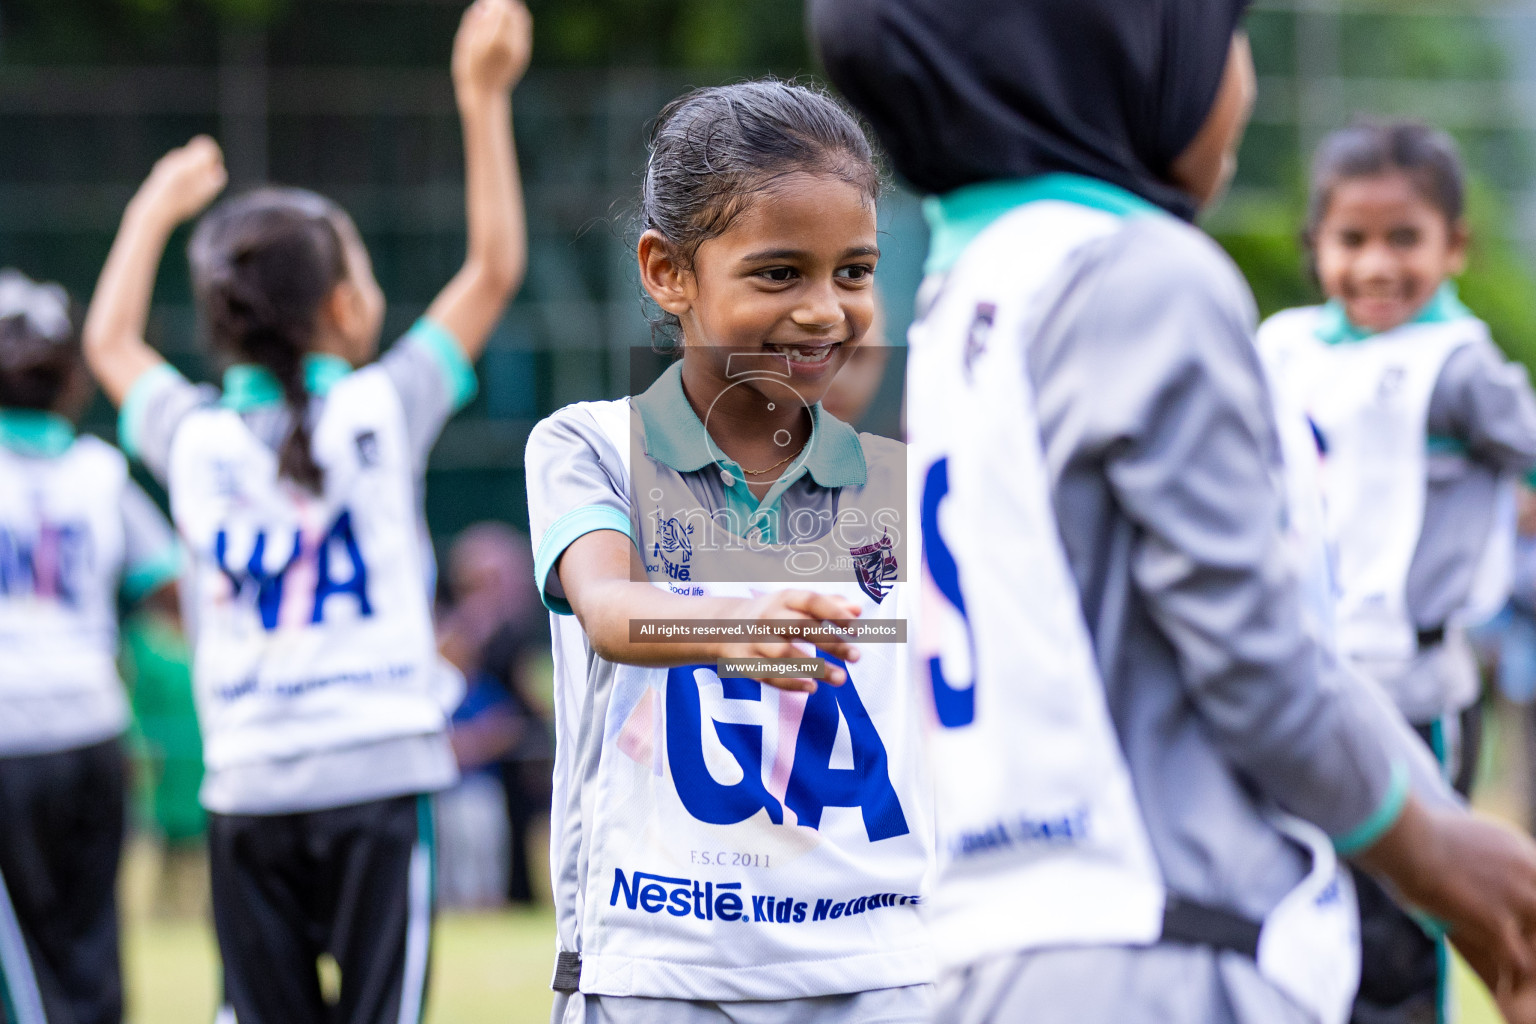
[117,364,216,484]
[379,318,481,470]
[1049,218,1409,845]
[1429,340,1536,476]
[525,405,636,615]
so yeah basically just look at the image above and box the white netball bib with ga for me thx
[0,437,131,755]
[549,400,932,1002]
[1260,308,1498,700]
[909,201,1358,1024]
[168,367,443,777]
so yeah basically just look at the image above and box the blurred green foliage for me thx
[1,0,808,70]
[3,0,1535,365]
[533,0,806,70]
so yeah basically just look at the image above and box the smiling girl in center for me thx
[1258,119,1536,1024]
[524,81,931,1023]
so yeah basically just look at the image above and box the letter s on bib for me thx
[920,457,977,727]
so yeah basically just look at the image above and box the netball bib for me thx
[543,398,933,1001]
[910,199,1359,1024]
[0,437,132,754]
[168,367,443,776]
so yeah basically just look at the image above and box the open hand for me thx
[452,0,532,99]
[718,589,863,693]
[130,136,227,229]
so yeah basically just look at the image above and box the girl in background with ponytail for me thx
[80,2,531,1021]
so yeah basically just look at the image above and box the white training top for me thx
[1258,306,1502,718]
[120,319,476,813]
[909,195,1360,1024]
[525,371,933,1002]
[0,428,179,756]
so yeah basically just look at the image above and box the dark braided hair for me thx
[639,79,882,342]
[189,188,349,493]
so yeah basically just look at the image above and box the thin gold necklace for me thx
[736,438,808,476]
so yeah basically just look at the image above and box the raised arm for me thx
[82,137,227,406]
[424,0,531,361]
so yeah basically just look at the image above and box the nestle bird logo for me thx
[654,512,694,564]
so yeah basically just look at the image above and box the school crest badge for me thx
[964,302,997,380]
[354,429,380,467]
[850,530,898,602]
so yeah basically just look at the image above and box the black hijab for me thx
[808,0,1250,220]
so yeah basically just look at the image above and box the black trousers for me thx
[209,794,435,1024]
[0,738,126,1024]
[1350,704,1482,1024]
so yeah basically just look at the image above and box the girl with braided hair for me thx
[80,2,531,1021]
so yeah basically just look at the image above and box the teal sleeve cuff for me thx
[121,543,182,603]
[406,317,479,413]
[1333,759,1411,857]
[1408,909,1449,942]
[1425,434,1468,457]
[1524,468,1536,491]
[534,505,635,616]
[118,363,187,460]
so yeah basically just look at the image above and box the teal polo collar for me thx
[1315,283,1473,346]
[221,354,353,411]
[923,172,1164,275]
[0,407,75,458]
[632,360,867,489]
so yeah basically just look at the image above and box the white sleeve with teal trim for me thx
[524,403,636,615]
[380,317,480,470]
[117,363,214,484]
[119,480,181,603]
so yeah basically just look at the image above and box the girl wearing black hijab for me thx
[811,3,1536,1023]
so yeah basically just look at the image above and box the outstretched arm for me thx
[557,530,863,693]
[424,0,531,361]
[82,137,227,406]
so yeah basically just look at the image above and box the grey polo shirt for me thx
[528,359,881,613]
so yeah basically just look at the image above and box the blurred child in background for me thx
[1258,119,1536,1024]
[1470,487,1536,831]
[435,521,552,908]
[77,0,530,1019]
[0,269,180,1024]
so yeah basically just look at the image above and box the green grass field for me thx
[122,905,1508,1024]
[120,701,1536,1023]
[124,908,558,1024]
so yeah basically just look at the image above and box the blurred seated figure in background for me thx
[436,521,553,907]
[1472,487,1536,830]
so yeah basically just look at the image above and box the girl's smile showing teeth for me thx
[766,341,842,367]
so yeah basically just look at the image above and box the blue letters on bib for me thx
[666,661,910,842]
[0,520,90,607]
[214,509,372,630]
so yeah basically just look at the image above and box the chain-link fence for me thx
[3,0,1535,539]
